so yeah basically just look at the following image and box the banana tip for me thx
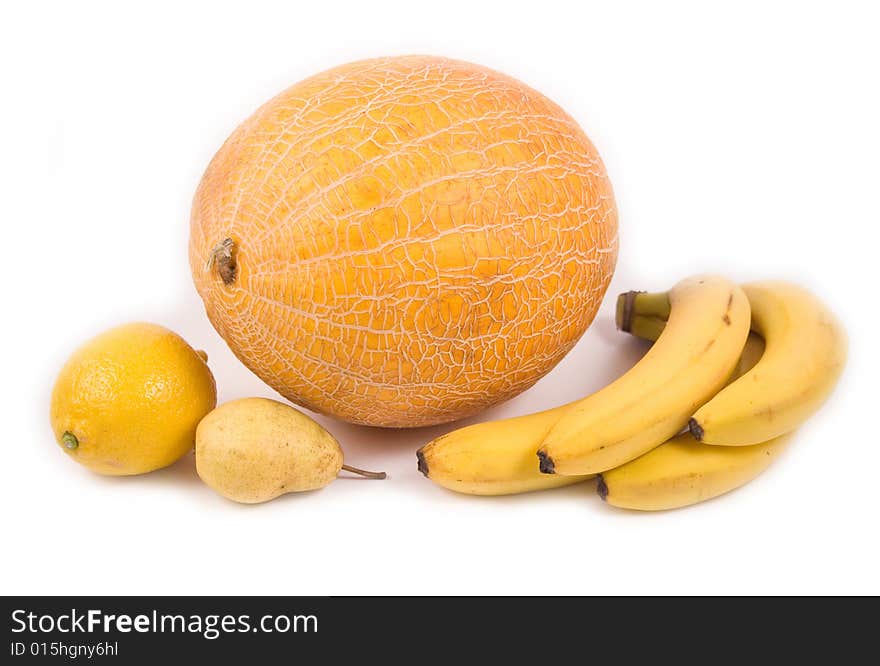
[597,475,608,501]
[688,418,704,441]
[416,449,429,477]
[537,450,555,474]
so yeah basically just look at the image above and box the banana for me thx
[597,431,793,511]
[537,275,750,476]
[596,325,778,510]
[596,304,789,511]
[416,406,594,495]
[687,281,847,446]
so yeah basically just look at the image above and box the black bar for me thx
[1,596,874,661]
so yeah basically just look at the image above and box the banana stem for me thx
[633,291,672,318]
[341,464,386,480]
[616,291,671,332]
[628,315,667,342]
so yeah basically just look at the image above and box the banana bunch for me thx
[417,276,847,510]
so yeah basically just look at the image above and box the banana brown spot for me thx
[722,291,734,325]
[537,450,556,474]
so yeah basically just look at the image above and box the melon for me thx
[189,55,618,427]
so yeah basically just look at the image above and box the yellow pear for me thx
[196,398,383,504]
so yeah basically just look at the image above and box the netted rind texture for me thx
[189,55,618,427]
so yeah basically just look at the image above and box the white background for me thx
[3,1,878,595]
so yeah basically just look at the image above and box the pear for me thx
[196,398,383,503]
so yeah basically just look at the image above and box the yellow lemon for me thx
[50,322,217,475]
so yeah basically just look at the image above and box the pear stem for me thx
[341,464,386,480]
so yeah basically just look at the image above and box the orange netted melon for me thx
[189,55,618,427]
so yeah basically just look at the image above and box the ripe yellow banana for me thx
[597,322,784,510]
[597,431,793,511]
[416,406,593,495]
[688,281,847,446]
[537,275,750,476]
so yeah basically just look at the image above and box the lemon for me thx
[50,322,217,475]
